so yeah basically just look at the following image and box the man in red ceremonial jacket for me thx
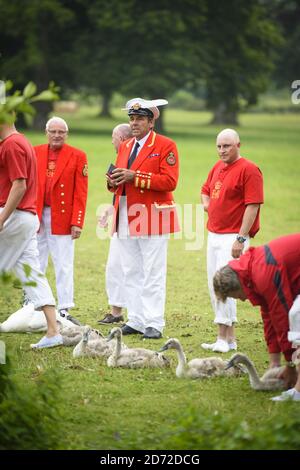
[107,98,179,339]
[34,117,88,325]
[213,233,300,401]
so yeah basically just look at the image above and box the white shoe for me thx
[228,341,237,351]
[212,339,229,353]
[201,342,216,351]
[271,388,300,402]
[30,334,63,349]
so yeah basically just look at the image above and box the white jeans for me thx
[288,295,300,347]
[117,198,168,333]
[106,233,126,308]
[207,231,249,326]
[0,208,55,309]
[37,207,74,310]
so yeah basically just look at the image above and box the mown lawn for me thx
[1,108,300,449]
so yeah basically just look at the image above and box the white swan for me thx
[159,338,244,379]
[107,327,170,368]
[225,353,285,391]
[0,303,74,333]
[72,325,117,358]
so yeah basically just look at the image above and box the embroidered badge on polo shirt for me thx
[166,152,176,166]
[82,164,88,176]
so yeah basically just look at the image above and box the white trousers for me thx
[0,209,55,309]
[37,207,74,310]
[207,232,250,326]
[288,295,300,347]
[106,233,126,308]
[117,198,168,333]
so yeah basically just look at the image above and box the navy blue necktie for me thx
[127,142,140,168]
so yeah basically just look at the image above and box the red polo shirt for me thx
[229,234,300,360]
[0,133,37,214]
[201,157,263,237]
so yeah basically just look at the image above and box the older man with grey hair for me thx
[201,128,264,353]
[34,116,88,325]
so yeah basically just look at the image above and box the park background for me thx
[0,0,300,450]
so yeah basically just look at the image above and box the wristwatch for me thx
[236,235,247,243]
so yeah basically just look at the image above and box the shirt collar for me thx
[134,131,151,152]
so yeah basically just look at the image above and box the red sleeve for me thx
[5,142,28,181]
[244,165,264,205]
[149,141,179,192]
[201,167,214,196]
[71,151,88,229]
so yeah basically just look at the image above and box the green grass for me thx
[1,108,300,449]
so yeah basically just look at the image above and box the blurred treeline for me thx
[0,0,299,128]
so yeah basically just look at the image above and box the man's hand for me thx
[71,226,82,240]
[106,175,117,188]
[292,348,300,366]
[279,365,297,389]
[231,240,244,258]
[111,168,135,185]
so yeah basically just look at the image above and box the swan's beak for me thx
[107,332,114,342]
[225,359,234,370]
[158,344,168,352]
[83,332,89,342]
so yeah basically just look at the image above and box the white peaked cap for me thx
[122,98,168,119]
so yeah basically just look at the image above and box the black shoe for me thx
[98,313,124,324]
[59,309,81,326]
[121,324,143,335]
[143,327,162,339]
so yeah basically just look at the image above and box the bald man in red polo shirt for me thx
[201,128,264,353]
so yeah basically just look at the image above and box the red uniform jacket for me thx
[229,234,300,361]
[110,131,180,236]
[35,143,88,235]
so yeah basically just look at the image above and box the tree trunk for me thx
[210,103,239,125]
[32,101,53,130]
[32,60,53,130]
[100,93,112,117]
[154,106,165,134]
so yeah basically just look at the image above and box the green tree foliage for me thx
[0,356,65,450]
[202,0,282,124]
[0,0,74,128]
[269,0,300,86]
[74,0,206,131]
[0,0,284,126]
[160,406,300,450]
[0,80,59,125]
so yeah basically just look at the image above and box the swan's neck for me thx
[112,333,122,364]
[175,343,187,377]
[82,338,88,353]
[241,357,264,389]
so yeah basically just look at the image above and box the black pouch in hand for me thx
[106,163,116,177]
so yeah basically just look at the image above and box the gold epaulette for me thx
[134,170,152,190]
